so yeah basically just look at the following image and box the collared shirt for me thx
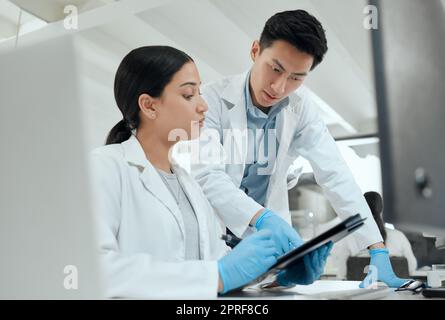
[239,71,288,206]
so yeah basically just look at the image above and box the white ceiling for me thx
[3,0,434,148]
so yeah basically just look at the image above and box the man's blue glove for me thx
[359,248,412,288]
[276,242,333,286]
[255,209,304,255]
[218,229,277,294]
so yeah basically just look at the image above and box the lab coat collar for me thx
[121,134,150,168]
[220,71,248,108]
[122,135,186,239]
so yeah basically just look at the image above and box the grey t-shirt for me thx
[156,168,201,260]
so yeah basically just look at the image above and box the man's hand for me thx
[276,242,333,287]
[360,248,412,288]
[254,208,304,255]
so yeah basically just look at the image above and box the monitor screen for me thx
[371,0,445,236]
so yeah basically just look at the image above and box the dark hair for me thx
[259,10,328,70]
[364,191,387,241]
[105,46,194,145]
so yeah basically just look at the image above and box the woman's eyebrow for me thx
[179,81,202,87]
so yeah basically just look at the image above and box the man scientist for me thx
[191,9,411,288]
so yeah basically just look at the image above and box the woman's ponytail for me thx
[105,119,132,145]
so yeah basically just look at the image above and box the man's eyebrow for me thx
[179,81,201,87]
[272,59,307,76]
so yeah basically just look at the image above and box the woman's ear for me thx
[138,93,158,120]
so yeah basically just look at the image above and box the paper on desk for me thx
[287,280,362,295]
[265,280,393,300]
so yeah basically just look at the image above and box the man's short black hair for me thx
[259,10,328,70]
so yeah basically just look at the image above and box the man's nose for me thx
[271,75,286,95]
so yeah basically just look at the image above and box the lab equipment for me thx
[427,265,445,288]
[395,279,426,294]
[220,234,242,248]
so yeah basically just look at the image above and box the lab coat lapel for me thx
[122,136,185,239]
[266,95,301,199]
[174,164,211,258]
[221,73,248,169]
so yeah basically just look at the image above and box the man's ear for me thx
[250,40,261,62]
[138,93,158,120]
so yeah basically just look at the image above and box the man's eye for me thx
[291,76,303,81]
[272,67,281,73]
[183,95,194,100]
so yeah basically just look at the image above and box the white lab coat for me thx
[90,135,229,299]
[191,72,382,254]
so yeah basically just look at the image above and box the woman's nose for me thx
[197,96,208,113]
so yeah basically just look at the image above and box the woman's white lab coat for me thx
[90,135,229,299]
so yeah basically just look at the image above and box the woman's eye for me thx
[183,95,194,100]
[272,67,281,73]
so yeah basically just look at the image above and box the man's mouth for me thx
[264,90,279,100]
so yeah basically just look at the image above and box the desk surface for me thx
[221,280,443,300]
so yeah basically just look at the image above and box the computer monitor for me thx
[0,35,103,298]
[371,0,445,236]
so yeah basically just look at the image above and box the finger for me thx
[303,255,316,284]
[262,246,280,258]
[254,229,273,240]
[257,239,277,249]
[286,228,304,248]
[264,256,278,267]
[311,250,321,272]
[319,245,329,260]
[326,241,334,252]
[276,234,289,254]
[323,244,332,261]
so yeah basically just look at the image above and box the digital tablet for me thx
[227,213,366,293]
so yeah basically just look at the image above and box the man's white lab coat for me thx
[191,72,382,254]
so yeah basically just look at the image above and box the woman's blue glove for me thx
[359,248,412,288]
[255,209,304,255]
[218,229,277,294]
[276,242,333,286]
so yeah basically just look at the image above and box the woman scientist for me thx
[90,46,331,298]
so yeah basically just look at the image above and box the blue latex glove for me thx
[359,248,412,288]
[277,242,333,286]
[218,229,277,294]
[255,209,304,255]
